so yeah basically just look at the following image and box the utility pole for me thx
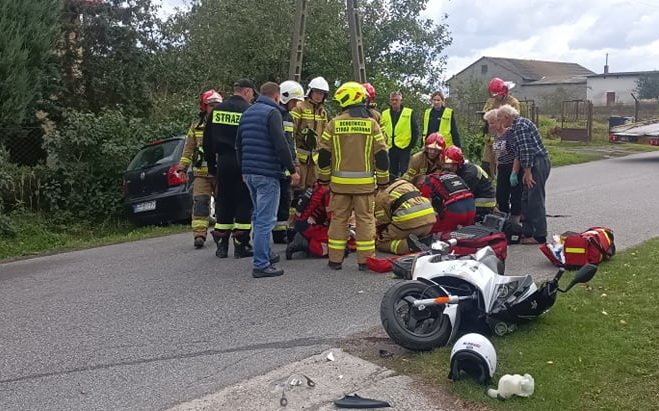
[346,0,367,83]
[288,0,308,81]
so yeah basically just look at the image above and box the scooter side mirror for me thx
[559,264,598,292]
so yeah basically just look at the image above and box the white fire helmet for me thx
[280,80,305,104]
[306,76,330,97]
[448,333,497,385]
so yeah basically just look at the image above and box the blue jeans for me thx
[243,174,281,269]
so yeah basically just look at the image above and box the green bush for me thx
[461,130,485,163]
[40,109,186,221]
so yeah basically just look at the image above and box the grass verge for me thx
[0,210,188,261]
[391,238,659,410]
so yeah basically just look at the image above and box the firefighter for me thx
[421,91,460,147]
[178,90,223,248]
[363,82,381,123]
[318,81,389,271]
[380,91,419,178]
[414,171,476,235]
[273,80,305,243]
[285,182,332,259]
[375,178,436,255]
[441,146,496,219]
[402,132,445,181]
[291,76,329,190]
[203,79,256,259]
[481,78,521,178]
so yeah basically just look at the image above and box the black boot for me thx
[215,237,229,258]
[233,237,254,258]
[272,229,288,244]
[285,233,309,260]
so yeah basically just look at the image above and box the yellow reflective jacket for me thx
[290,99,328,164]
[483,95,520,112]
[375,179,436,230]
[402,151,443,182]
[180,116,210,177]
[318,111,389,194]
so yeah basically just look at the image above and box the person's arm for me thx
[179,121,197,171]
[317,122,334,185]
[267,110,295,174]
[203,116,216,175]
[411,111,420,148]
[235,122,244,167]
[450,113,461,148]
[372,122,390,188]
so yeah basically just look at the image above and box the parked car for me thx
[123,136,194,226]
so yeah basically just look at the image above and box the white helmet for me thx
[448,333,497,384]
[280,80,305,104]
[306,76,330,97]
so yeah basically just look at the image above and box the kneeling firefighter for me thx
[286,183,332,259]
[375,178,437,255]
[442,146,496,219]
[415,171,476,235]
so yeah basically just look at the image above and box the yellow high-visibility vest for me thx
[422,107,454,147]
[381,107,413,149]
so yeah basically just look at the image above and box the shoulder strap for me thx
[390,190,421,214]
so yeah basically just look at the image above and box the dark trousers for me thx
[277,178,292,223]
[389,146,411,179]
[496,163,522,216]
[521,155,551,241]
[215,152,253,239]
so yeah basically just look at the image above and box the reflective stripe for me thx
[392,203,435,222]
[297,148,312,155]
[299,114,325,120]
[376,171,389,178]
[333,171,374,178]
[212,111,242,125]
[192,219,209,229]
[355,239,375,251]
[566,247,586,254]
[331,176,375,185]
[321,131,332,141]
[390,239,402,254]
[234,223,252,230]
[333,134,341,170]
[290,111,302,119]
[374,209,385,218]
[273,221,288,231]
[365,134,373,173]
[215,223,233,230]
[180,156,192,165]
[475,198,496,208]
[283,121,294,133]
[328,238,347,250]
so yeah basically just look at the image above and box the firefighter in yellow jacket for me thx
[375,178,436,255]
[291,76,329,190]
[481,78,520,178]
[318,81,389,271]
[177,89,223,248]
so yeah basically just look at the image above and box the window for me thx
[606,92,616,106]
[481,64,488,74]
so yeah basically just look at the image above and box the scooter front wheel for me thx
[380,280,452,351]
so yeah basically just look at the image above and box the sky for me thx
[158,0,659,81]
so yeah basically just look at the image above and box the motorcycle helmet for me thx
[280,80,305,104]
[448,333,497,385]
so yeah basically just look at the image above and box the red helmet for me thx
[442,146,464,166]
[199,89,222,112]
[425,132,446,151]
[488,77,508,97]
[362,82,376,103]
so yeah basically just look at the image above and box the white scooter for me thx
[380,239,597,351]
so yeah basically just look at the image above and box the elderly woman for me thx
[496,105,551,244]
[483,108,521,225]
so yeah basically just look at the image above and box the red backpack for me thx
[540,227,615,268]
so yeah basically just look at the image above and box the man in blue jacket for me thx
[236,82,301,278]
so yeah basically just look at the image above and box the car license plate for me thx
[133,200,156,213]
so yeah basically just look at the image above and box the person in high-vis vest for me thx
[375,178,436,255]
[380,91,419,179]
[402,132,445,182]
[318,81,390,271]
[290,76,329,190]
[481,78,520,179]
[203,79,256,259]
[422,91,460,148]
[273,80,305,244]
[362,82,381,123]
[441,146,496,219]
[178,90,223,248]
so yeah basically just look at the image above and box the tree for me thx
[0,0,61,128]
[59,0,162,116]
[636,72,659,99]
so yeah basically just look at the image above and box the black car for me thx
[123,137,193,226]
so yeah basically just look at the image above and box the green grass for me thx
[0,210,188,261]
[391,239,659,410]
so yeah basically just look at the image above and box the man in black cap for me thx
[204,79,257,259]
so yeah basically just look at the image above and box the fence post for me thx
[587,100,593,141]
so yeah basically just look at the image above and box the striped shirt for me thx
[510,117,549,169]
[493,129,517,165]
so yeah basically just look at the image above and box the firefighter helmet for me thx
[333,81,366,108]
[488,78,516,97]
[442,146,464,165]
[199,89,222,112]
[425,132,446,151]
[362,82,377,103]
[307,76,330,96]
[280,80,305,104]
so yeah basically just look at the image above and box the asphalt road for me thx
[1,150,658,410]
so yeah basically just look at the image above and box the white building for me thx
[587,70,659,106]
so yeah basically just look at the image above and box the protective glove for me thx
[301,127,318,149]
[509,172,519,187]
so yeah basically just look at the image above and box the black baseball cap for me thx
[233,79,258,94]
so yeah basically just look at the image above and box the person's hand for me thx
[509,172,518,187]
[176,164,187,173]
[522,168,535,188]
[290,172,301,187]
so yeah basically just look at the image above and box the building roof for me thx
[448,56,595,83]
[521,75,588,86]
[587,70,659,78]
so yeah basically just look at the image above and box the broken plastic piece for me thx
[379,349,394,358]
[334,394,391,408]
[326,352,336,362]
[289,378,302,386]
[280,388,288,406]
[302,374,316,387]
